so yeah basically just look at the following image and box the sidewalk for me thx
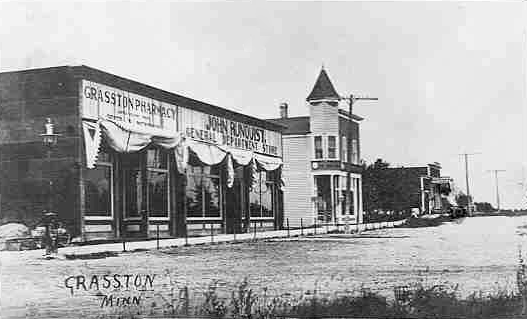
[1,219,407,258]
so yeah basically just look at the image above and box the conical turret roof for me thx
[306,68,340,102]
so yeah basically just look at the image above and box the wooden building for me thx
[0,66,284,241]
[268,68,364,227]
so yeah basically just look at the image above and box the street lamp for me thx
[39,118,61,255]
[40,118,60,148]
[40,118,61,210]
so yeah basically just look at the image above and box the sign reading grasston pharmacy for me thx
[81,80,178,136]
[179,108,282,157]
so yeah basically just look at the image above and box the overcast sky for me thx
[1,1,525,208]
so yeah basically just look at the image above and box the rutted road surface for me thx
[2,215,526,318]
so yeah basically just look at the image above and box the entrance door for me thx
[315,176,332,223]
[121,153,148,238]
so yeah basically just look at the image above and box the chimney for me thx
[279,102,288,118]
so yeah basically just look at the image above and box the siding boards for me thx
[309,102,339,136]
[282,136,313,227]
[339,117,360,163]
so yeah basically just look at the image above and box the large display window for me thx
[186,164,222,219]
[250,171,275,219]
[84,151,113,219]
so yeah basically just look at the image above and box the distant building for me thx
[268,68,364,226]
[362,162,452,215]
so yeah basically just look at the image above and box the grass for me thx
[155,281,524,319]
[148,250,527,318]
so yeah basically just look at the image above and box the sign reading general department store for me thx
[180,109,282,157]
[81,80,282,157]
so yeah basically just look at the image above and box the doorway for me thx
[315,175,332,223]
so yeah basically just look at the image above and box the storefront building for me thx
[268,68,364,227]
[0,66,284,241]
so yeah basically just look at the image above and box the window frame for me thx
[249,171,275,220]
[186,165,223,221]
[351,139,359,164]
[341,135,348,162]
[327,135,337,159]
[84,152,114,221]
[314,135,323,159]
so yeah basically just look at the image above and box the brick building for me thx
[268,68,364,226]
[0,65,284,241]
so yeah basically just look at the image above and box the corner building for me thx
[0,66,284,241]
[268,68,364,227]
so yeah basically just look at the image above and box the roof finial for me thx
[321,63,325,70]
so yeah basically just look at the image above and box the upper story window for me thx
[314,136,323,159]
[328,136,336,159]
[351,139,358,164]
[341,136,348,162]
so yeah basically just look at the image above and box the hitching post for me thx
[314,218,317,235]
[287,218,290,237]
[210,224,214,244]
[184,224,189,246]
[156,224,160,250]
[253,222,257,240]
[233,219,237,242]
[301,218,304,236]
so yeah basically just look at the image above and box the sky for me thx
[0,1,526,209]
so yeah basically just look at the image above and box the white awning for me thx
[187,140,227,166]
[254,153,282,171]
[82,119,182,168]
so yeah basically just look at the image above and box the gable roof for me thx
[338,109,364,121]
[266,116,310,135]
[306,68,341,102]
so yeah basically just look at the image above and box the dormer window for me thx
[314,136,323,159]
[328,136,336,159]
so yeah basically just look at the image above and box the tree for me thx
[362,159,391,213]
[455,192,470,207]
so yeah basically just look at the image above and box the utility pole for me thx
[487,169,506,211]
[342,94,378,224]
[458,152,480,215]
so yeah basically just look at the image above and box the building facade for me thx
[0,66,284,241]
[362,162,452,215]
[268,68,364,227]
